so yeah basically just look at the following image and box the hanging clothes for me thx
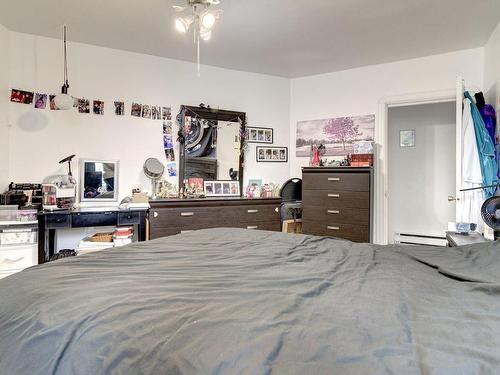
[461,97,484,231]
[479,104,498,177]
[464,91,498,198]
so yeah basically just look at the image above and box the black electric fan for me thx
[481,196,500,231]
[461,183,500,237]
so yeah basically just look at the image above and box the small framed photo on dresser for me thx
[256,146,288,162]
[204,180,240,197]
[247,127,273,144]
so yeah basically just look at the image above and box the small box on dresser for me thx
[301,167,373,242]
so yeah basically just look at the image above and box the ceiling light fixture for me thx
[173,0,223,76]
[54,25,73,111]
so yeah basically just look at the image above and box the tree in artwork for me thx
[323,117,362,150]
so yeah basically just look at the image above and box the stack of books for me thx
[113,226,134,247]
[77,237,114,255]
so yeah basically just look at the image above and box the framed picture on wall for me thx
[400,129,415,147]
[204,180,240,197]
[256,146,288,162]
[247,126,273,144]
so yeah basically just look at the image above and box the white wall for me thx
[484,21,500,109]
[387,102,456,242]
[6,31,291,200]
[290,48,485,176]
[0,24,9,190]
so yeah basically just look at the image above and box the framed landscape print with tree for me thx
[295,114,375,157]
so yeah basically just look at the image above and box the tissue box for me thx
[353,141,374,154]
[132,192,149,204]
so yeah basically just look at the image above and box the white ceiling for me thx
[1,0,499,78]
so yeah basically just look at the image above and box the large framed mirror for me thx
[178,105,246,196]
[79,159,119,202]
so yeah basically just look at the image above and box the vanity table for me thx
[149,198,281,239]
[37,208,148,264]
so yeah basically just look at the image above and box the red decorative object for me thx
[310,144,321,167]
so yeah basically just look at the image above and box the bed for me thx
[1,228,500,374]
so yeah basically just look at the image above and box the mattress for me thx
[1,228,500,374]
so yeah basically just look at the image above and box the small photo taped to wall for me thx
[93,100,104,115]
[164,148,175,162]
[142,105,151,119]
[10,89,34,104]
[131,103,142,117]
[151,106,161,120]
[49,95,60,110]
[77,98,90,114]
[162,106,172,121]
[34,93,47,109]
[114,101,125,116]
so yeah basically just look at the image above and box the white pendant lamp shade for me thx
[54,93,73,110]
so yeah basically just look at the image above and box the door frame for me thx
[373,88,457,245]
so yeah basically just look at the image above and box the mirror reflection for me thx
[184,118,240,181]
[80,160,118,201]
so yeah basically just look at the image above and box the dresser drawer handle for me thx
[328,177,341,181]
[247,209,259,214]
[327,210,340,214]
[327,226,340,231]
[2,257,24,264]
[180,212,195,217]
[247,226,258,229]
[328,194,340,198]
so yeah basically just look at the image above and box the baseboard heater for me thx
[394,233,447,247]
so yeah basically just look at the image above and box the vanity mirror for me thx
[79,159,119,202]
[178,105,246,196]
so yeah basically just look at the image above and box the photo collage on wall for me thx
[9,88,172,124]
[162,106,176,177]
[11,87,178,179]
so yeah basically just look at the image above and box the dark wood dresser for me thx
[302,167,373,242]
[149,198,281,239]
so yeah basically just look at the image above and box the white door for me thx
[455,77,465,221]
[387,101,457,243]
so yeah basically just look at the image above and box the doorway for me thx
[387,102,456,244]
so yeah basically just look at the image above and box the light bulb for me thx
[175,18,188,33]
[200,28,212,41]
[201,12,215,29]
[175,15,194,33]
[54,93,73,110]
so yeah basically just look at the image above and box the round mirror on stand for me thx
[143,158,165,200]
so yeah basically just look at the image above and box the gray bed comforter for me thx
[1,228,500,375]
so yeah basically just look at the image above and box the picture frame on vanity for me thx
[256,146,288,163]
[204,180,240,197]
[247,126,273,144]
